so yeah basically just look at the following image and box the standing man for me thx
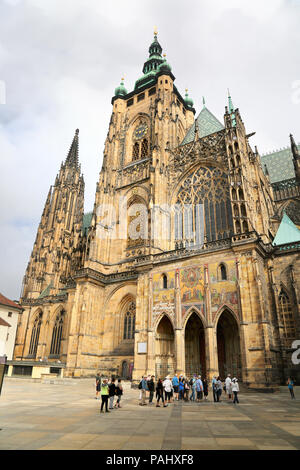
[139,376,148,406]
[212,376,218,402]
[148,375,155,404]
[172,374,179,401]
[196,375,203,402]
[108,377,116,409]
[95,371,102,400]
[190,375,196,401]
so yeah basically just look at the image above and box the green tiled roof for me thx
[261,145,299,183]
[181,106,224,145]
[82,212,92,235]
[38,282,53,299]
[273,212,300,247]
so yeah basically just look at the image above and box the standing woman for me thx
[231,377,239,404]
[287,377,296,399]
[156,378,167,407]
[115,378,123,408]
[203,378,208,401]
[184,378,190,401]
[100,379,110,413]
[95,371,101,399]
[216,376,223,402]
[225,374,232,401]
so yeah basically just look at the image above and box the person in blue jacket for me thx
[179,377,185,400]
[172,374,179,401]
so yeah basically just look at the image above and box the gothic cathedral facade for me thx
[13,33,300,389]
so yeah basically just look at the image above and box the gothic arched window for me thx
[133,142,140,161]
[219,264,227,280]
[123,302,136,340]
[141,138,149,158]
[278,291,296,346]
[175,166,233,246]
[162,274,168,289]
[50,310,65,356]
[29,312,42,357]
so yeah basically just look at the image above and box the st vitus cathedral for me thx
[12,32,300,389]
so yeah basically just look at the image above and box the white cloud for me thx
[0,0,299,298]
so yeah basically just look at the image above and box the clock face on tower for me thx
[134,123,148,140]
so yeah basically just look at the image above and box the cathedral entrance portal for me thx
[217,309,241,379]
[184,312,206,377]
[155,315,175,379]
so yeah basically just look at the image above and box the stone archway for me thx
[216,309,241,379]
[184,311,206,378]
[155,315,175,379]
[121,360,129,379]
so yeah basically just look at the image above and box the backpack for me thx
[189,378,194,386]
[138,381,143,390]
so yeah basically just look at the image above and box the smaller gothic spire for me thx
[202,96,206,108]
[65,129,79,168]
[228,89,236,127]
[184,88,194,108]
[228,89,234,113]
[290,133,300,181]
[290,133,300,159]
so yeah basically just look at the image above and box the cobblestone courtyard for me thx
[0,378,300,450]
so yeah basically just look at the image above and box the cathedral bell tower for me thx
[87,31,195,268]
[21,129,85,300]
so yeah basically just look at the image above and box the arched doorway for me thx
[185,312,206,377]
[217,309,241,379]
[121,361,129,379]
[155,315,175,379]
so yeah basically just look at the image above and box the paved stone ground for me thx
[0,377,300,450]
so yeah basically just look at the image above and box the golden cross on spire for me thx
[154,26,158,36]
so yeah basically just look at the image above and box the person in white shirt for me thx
[225,374,232,400]
[163,376,173,403]
[231,377,239,404]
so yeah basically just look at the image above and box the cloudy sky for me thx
[0,0,299,299]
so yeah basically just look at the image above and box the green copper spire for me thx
[142,29,164,75]
[135,29,170,91]
[158,53,172,73]
[115,77,127,97]
[228,89,236,127]
[202,96,206,108]
[184,89,194,108]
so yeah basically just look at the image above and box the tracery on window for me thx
[123,301,136,340]
[50,310,65,356]
[133,142,140,161]
[175,166,233,246]
[29,312,42,357]
[278,290,296,346]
